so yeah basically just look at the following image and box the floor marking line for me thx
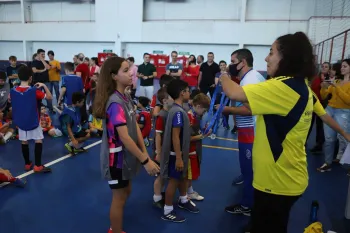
[208,136,237,142]
[2,139,237,188]
[203,145,239,151]
[15,140,102,180]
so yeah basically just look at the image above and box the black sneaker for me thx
[317,163,332,172]
[153,198,165,209]
[178,199,199,213]
[161,210,186,223]
[225,204,251,216]
[231,126,237,134]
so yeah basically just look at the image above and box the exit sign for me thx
[179,51,190,56]
[103,49,113,53]
[153,50,164,54]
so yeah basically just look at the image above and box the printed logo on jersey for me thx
[176,112,182,124]
[246,149,252,160]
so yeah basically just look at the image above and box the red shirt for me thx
[231,76,241,84]
[75,63,90,90]
[188,112,199,153]
[151,94,157,108]
[155,115,165,133]
[311,75,323,100]
[137,111,152,138]
[183,65,200,87]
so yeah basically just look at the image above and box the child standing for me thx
[10,66,52,173]
[58,62,84,108]
[6,56,20,88]
[187,93,211,201]
[153,87,173,208]
[137,96,152,147]
[161,79,198,223]
[59,92,90,155]
[93,56,159,233]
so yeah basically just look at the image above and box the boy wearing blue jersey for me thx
[160,79,198,223]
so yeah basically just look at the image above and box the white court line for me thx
[0,140,102,187]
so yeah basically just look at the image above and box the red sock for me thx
[0,174,16,182]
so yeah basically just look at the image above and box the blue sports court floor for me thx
[1,114,350,233]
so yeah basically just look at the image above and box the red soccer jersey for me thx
[188,112,199,153]
[138,111,151,138]
[155,115,165,133]
[75,63,90,90]
[151,94,157,108]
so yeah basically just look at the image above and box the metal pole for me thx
[342,31,348,60]
[320,42,324,64]
[329,38,334,63]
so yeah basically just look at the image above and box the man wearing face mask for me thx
[224,49,265,217]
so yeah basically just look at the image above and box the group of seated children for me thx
[0,62,103,187]
[152,78,211,223]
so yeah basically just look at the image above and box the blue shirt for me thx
[61,75,84,105]
[170,108,184,152]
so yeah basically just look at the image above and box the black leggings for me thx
[251,189,300,233]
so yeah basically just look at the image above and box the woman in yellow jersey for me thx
[219,32,332,233]
[318,59,350,172]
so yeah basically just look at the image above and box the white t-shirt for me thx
[236,69,265,128]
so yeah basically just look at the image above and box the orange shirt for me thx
[48,60,61,82]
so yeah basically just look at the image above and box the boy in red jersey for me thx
[137,96,152,146]
[11,66,52,173]
[187,93,211,201]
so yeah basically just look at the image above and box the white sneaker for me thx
[188,191,204,201]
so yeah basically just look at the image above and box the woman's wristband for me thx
[141,157,149,165]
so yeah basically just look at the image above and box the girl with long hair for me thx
[94,56,159,233]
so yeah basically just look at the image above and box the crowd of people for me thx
[1,31,350,233]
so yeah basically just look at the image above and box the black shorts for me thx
[74,130,88,139]
[109,166,129,190]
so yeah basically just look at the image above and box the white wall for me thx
[0,0,330,71]
[27,2,95,22]
[246,0,315,20]
[244,45,270,71]
[144,0,241,21]
[31,41,115,62]
[0,41,24,60]
[0,2,22,22]
[124,42,238,65]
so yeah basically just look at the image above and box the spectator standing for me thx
[47,50,61,110]
[198,52,220,97]
[6,56,19,88]
[166,51,183,80]
[137,53,157,100]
